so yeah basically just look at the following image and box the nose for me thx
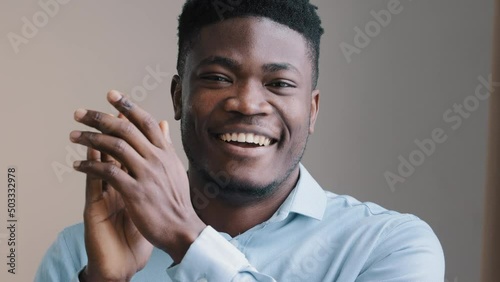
[223,81,273,116]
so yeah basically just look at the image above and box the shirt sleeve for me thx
[355,217,445,282]
[166,226,276,282]
[34,230,85,282]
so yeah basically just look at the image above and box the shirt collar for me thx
[270,163,328,222]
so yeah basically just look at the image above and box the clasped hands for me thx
[69,90,206,282]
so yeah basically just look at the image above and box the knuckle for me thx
[90,111,103,122]
[119,122,135,136]
[104,164,119,177]
[141,115,156,130]
[151,150,164,164]
[87,132,100,146]
[113,139,127,154]
[101,121,114,134]
[80,161,93,170]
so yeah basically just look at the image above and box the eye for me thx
[201,75,231,83]
[267,81,296,88]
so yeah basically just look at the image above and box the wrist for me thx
[80,265,130,282]
[167,216,207,264]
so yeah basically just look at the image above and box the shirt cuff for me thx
[166,226,250,282]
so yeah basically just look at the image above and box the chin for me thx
[216,160,300,200]
[216,177,281,204]
[201,161,284,202]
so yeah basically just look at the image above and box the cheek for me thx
[289,118,310,149]
[281,100,312,138]
[186,89,221,115]
[182,95,211,129]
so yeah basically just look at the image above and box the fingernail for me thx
[108,90,122,103]
[74,109,87,121]
[73,161,81,168]
[69,131,82,142]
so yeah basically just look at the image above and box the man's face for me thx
[172,17,319,201]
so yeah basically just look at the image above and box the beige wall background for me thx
[0,0,493,281]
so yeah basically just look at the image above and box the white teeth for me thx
[246,133,254,143]
[219,133,273,146]
[238,133,246,142]
[262,136,268,145]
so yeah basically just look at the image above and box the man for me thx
[35,0,445,281]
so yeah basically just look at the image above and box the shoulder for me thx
[34,222,87,282]
[322,192,445,280]
[323,192,441,244]
[57,222,87,264]
[59,222,85,246]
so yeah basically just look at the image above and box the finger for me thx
[99,152,129,214]
[107,90,167,149]
[159,120,172,144]
[101,151,130,183]
[101,151,122,169]
[85,147,103,204]
[117,112,130,150]
[70,131,145,175]
[118,112,128,120]
[102,123,131,173]
[74,109,152,158]
[74,159,137,199]
[86,144,101,161]
[101,152,117,192]
[118,113,134,159]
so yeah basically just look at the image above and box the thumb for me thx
[159,120,172,144]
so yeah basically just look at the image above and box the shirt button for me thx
[196,278,208,282]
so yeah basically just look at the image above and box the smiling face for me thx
[172,16,320,203]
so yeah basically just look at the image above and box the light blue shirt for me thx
[35,164,445,282]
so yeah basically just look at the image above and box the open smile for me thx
[219,132,276,147]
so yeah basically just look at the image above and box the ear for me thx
[171,75,183,121]
[309,89,320,134]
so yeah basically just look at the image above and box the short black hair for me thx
[177,0,324,88]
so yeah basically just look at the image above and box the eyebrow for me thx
[262,63,300,75]
[195,56,299,75]
[195,56,241,71]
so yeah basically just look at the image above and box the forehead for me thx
[186,17,311,76]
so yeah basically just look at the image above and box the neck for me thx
[189,167,300,237]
